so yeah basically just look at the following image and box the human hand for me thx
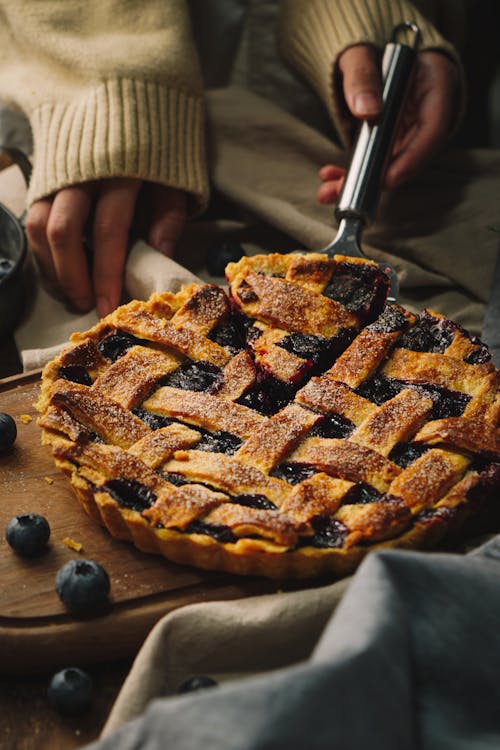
[318,45,460,204]
[26,179,187,318]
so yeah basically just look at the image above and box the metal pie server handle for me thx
[324,22,420,300]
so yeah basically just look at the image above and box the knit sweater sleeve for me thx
[0,0,208,213]
[278,0,464,148]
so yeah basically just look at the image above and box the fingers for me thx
[147,185,187,257]
[385,52,459,188]
[26,179,188,320]
[317,164,346,204]
[25,199,56,286]
[92,178,141,318]
[338,44,382,119]
[47,187,94,311]
[26,187,94,312]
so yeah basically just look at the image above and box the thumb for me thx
[338,44,382,119]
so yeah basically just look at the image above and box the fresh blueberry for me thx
[5,514,51,557]
[0,412,17,452]
[48,667,93,715]
[178,675,218,694]
[55,559,111,615]
[206,241,245,276]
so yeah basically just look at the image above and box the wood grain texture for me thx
[0,372,278,675]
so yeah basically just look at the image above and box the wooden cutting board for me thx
[0,371,283,675]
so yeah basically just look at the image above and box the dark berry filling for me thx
[195,430,242,454]
[369,305,409,334]
[389,441,431,468]
[278,333,329,362]
[58,365,92,386]
[356,375,471,418]
[103,478,157,511]
[184,520,237,544]
[277,330,355,375]
[270,463,317,484]
[232,494,277,510]
[98,331,148,362]
[306,517,349,548]
[162,471,190,486]
[237,375,296,416]
[467,463,500,501]
[323,261,388,320]
[464,336,491,364]
[131,408,173,430]
[397,311,455,353]
[413,384,471,419]
[356,373,403,404]
[342,483,382,504]
[310,413,354,438]
[246,324,263,344]
[236,280,259,304]
[209,318,245,353]
[415,506,456,525]
[162,361,223,392]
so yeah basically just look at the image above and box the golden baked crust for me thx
[36,254,500,579]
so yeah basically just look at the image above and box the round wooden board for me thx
[0,372,279,675]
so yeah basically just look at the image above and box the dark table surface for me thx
[0,336,131,750]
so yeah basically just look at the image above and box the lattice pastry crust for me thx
[36,253,500,579]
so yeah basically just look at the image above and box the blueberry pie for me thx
[36,253,500,579]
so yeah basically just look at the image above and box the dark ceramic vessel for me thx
[0,147,31,340]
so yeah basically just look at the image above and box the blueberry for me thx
[195,430,242,454]
[48,667,93,715]
[206,241,245,276]
[178,675,218,694]
[55,559,111,615]
[5,514,51,557]
[0,412,17,452]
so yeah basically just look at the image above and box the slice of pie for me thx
[36,253,500,579]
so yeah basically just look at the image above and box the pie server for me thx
[322,22,421,301]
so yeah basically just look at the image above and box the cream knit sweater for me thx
[0,0,207,211]
[278,0,463,147]
[0,0,460,210]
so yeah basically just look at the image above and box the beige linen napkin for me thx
[101,576,351,738]
[15,240,202,371]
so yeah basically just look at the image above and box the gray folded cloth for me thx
[83,535,500,750]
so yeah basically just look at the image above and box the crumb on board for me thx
[64,537,84,553]
[44,476,54,484]
[20,414,32,424]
